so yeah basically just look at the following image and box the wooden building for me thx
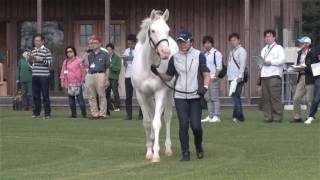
[0,0,302,103]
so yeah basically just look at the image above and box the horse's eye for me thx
[151,30,155,33]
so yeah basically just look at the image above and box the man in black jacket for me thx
[292,36,314,123]
[305,45,320,124]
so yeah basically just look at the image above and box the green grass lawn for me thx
[0,110,319,180]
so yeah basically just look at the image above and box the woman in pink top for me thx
[60,46,87,118]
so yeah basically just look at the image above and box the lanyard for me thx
[263,44,276,59]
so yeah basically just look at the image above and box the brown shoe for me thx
[88,116,99,120]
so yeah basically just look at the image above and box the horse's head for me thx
[148,9,171,60]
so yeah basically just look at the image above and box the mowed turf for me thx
[0,110,319,180]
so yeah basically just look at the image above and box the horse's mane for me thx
[137,10,164,43]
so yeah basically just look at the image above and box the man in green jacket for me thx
[106,43,121,115]
[16,49,33,110]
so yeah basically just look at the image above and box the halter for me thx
[148,29,169,68]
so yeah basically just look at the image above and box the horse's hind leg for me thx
[163,92,173,157]
[136,91,154,160]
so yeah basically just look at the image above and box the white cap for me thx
[297,36,311,44]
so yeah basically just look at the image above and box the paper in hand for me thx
[255,55,265,65]
[311,62,320,76]
[229,80,238,97]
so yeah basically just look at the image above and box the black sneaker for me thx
[69,115,77,118]
[124,116,132,120]
[196,147,204,159]
[180,152,190,162]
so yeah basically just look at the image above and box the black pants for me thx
[69,87,87,117]
[32,76,51,116]
[125,78,143,118]
[106,79,121,114]
[125,78,133,118]
[174,98,203,154]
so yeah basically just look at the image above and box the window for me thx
[79,24,93,46]
[110,24,121,46]
[20,21,64,92]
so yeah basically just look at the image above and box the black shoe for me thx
[69,115,77,118]
[124,116,132,120]
[196,147,204,159]
[290,118,303,123]
[180,152,190,162]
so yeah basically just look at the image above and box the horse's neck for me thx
[141,41,159,67]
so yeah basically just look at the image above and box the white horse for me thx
[132,9,179,163]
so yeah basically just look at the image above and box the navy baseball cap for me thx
[176,31,193,41]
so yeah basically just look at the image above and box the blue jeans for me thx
[231,82,245,121]
[32,76,51,116]
[21,81,33,108]
[174,98,203,154]
[69,87,87,117]
[309,78,320,118]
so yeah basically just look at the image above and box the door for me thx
[0,22,7,96]
[74,20,126,96]
[74,21,99,59]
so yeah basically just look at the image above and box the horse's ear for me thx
[162,9,169,21]
[150,9,156,20]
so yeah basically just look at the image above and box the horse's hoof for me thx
[165,150,173,157]
[151,155,160,163]
[146,154,153,160]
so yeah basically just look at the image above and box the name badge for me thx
[64,70,69,74]
[90,63,96,68]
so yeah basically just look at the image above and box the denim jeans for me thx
[174,98,203,154]
[309,78,320,118]
[231,82,245,121]
[20,81,33,108]
[32,76,51,116]
[69,86,87,117]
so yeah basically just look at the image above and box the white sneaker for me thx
[209,116,221,123]
[233,118,240,123]
[114,108,120,112]
[201,116,210,122]
[304,117,315,124]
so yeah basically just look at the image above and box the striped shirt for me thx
[31,45,53,76]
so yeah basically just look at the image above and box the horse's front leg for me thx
[136,91,154,160]
[152,91,166,163]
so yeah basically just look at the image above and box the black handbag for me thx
[232,54,249,83]
[213,51,227,79]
